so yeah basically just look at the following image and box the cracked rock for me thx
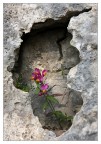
[56,4,98,141]
[3,3,97,141]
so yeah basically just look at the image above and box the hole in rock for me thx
[11,21,83,137]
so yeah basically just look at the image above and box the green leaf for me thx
[66,116,73,121]
[53,111,73,122]
[42,101,49,111]
[47,95,59,104]
[53,111,63,117]
[35,82,41,88]
[34,87,40,95]
[53,111,66,121]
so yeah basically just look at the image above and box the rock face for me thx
[56,4,98,141]
[3,3,97,140]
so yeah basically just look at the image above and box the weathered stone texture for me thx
[3,3,97,140]
[56,4,98,141]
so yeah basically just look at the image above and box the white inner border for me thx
[0,0,100,144]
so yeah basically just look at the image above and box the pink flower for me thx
[41,84,49,93]
[31,68,48,83]
[42,69,48,77]
[36,76,43,82]
[34,68,41,75]
[31,68,42,82]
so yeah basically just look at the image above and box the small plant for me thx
[15,74,30,92]
[31,68,73,129]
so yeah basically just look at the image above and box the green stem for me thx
[46,96,63,130]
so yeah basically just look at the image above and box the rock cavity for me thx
[12,25,83,136]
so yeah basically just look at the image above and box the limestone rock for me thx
[56,4,98,141]
[3,3,97,141]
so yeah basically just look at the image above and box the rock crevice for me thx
[3,3,97,140]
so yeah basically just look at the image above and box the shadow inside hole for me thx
[12,26,80,86]
[11,25,83,136]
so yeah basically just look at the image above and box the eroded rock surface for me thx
[11,26,81,131]
[3,3,97,140]
[56,4,98,141]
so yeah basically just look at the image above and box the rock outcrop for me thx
[56,4,98,141]
[3,3,97,140]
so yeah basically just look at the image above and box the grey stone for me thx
[56,4,98,141]
[3,3,97,141]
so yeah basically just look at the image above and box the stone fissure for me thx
[57,27,67,60]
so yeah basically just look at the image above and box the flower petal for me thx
[42,69,48,77]
[41,84,49,91]
[35,68,41,75]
